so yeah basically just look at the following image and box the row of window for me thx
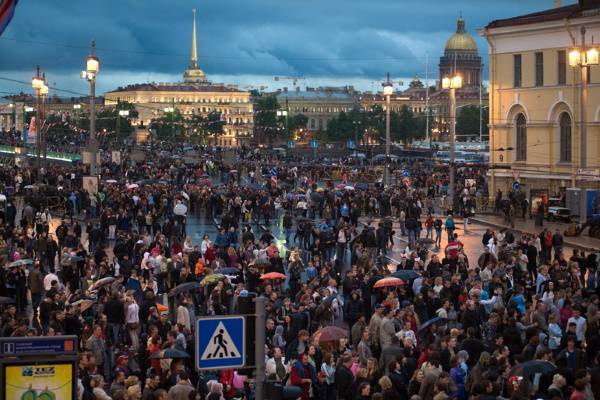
[290,106,351,113]
[513,50,576,88]
[514,112,571,162]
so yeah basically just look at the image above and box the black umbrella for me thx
[509,360,556,378]
[149,349,190,359]
[0,296,16,304]
[253,258,272,268]
[392,269,420,281]
[168,282,201,297]
[418,316,448,332]
[215,267,240,275]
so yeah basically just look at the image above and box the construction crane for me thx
[273,76,305,86]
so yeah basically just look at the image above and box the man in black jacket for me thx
[334,353,354,400]
[105,292,125,347]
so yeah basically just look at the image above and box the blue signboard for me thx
[346,140,356,150]
[270,167,278,177]
[310,139,319,149]
[0,336,78,356]
[402,168,410,177]
[287,140,295,148]
[512,181,520,191]
[196,316,245,370]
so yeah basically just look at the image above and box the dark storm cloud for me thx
[0,0,567,87]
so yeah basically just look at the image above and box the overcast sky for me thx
[0,0,570,97]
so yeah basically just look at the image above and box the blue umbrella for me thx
[392,269,420,281]
[418,316,448,332]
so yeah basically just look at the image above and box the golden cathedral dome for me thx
[445,17,478,51]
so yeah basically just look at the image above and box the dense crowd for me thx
[0,143,598,400]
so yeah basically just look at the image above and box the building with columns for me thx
[104,9,253,147]
[481,0,600,197]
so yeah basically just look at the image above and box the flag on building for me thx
[0,0,19,36]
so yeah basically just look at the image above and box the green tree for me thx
[254,95,280,145]
[149,110,185,141]
[288,114,308,133]
[392,105,418,144]
[456,105,488,140]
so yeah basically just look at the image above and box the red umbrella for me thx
[373,277,404,289]
[260,272,287,280]
[314,326,348,343]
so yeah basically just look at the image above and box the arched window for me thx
[559,112,572,162]
[516,113,527,161]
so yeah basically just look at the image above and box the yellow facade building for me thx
[104,9,253,147]
[482,0,600,197]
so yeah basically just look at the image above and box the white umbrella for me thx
[174,203,188,216]
[105,179,117,183]
[344,185,355,191]
[0,194,6,201]
[127,183,139,189]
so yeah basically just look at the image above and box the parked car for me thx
[546,198,571,222]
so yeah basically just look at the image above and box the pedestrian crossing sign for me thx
[196,316,245,370]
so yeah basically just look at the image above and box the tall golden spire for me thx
[190,8,198,68]
[183,7,206,83]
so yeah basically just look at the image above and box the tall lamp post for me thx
[117,109,130,138]
[442,74,463,211]
[31,66,47,182]
[569,26,598,222]
[81,41,100,176]
[382,73,393,186]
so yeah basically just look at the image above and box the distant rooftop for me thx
[486,1,599,29]
[276,86,356,102]
[107,82,244,93]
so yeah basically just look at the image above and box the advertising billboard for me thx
[4,362,74,400]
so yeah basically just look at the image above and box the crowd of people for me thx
[0,142,598,400]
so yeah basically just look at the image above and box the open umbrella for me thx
[373,277,404,289]
[173,203,188,216]
[0,296,16,304]
[149,349,190,359]
[313,326,348,343]
[344,185,355,191]
[169,282,201,297]
[8,259,33,268]
[200,273,226,286]
[391,270,420,281]
[105,179,118,183]
[260,272,287,280]
[215,267,240,275]
[71,299,94,312]
[418,316,448,332]
[156,303,168,313]
[509,360,556,378]
[127,183,139,189]
[70,255,85,262]
[252,258,272,268]
[89,277,116,291]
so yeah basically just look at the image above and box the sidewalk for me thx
[471,214,600,252]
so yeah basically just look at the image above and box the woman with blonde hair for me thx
[91,375,112,400]
[379,375,402,400]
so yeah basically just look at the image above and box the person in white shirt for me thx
[125,296,140,350]
[567,308,587,344]
[177,299,191,330]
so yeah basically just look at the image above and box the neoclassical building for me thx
[482,0,600,196]
[104,9,253,147]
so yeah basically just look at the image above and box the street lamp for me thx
[40,76,49,170]
[382,73,393,186]
[31,65,47,182]
[81,40,100,176]
[442,73,463,211]
[569,26,598,222]
[117,109,130,138]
